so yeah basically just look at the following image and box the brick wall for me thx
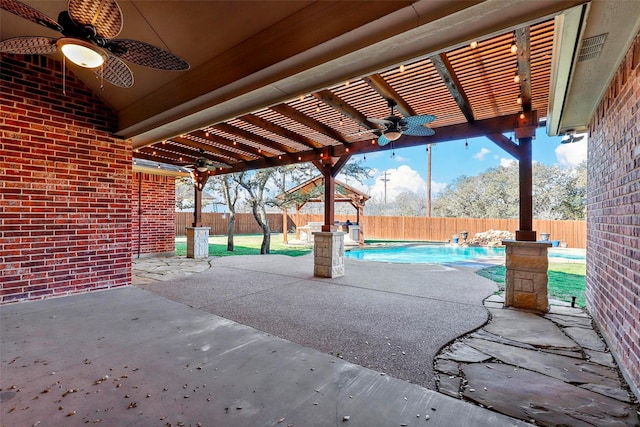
[132,172,175,257]
[1,55,131,303]
[587,32,640,396]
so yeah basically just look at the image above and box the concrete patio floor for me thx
[2,254,638,426]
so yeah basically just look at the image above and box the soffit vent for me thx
[578,33,608,62]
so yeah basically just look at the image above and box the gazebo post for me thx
[295,203,301,240]
[187,170,210,258]
[282,206,288,244]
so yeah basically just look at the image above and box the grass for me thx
[476,262,587,307]
[175,234,312,257]
[176,234,586,307]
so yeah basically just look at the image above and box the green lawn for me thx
[175,234,312,257]
[476,262,587,307]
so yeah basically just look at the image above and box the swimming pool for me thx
[344,244,585,265]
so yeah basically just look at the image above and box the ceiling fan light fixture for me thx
[384,130,402,141]
[57,38,105,68]
[196,157,208,172]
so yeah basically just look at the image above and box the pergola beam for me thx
[515,27,532,111]
[172,134,256,162]
[212,123,296,154]
[312,90,375,131]
[239,114,323,149]
[430,53,475,123]
[362,73,416,117]
[270,103,351,144]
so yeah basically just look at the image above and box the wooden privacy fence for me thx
[176,212,587,248]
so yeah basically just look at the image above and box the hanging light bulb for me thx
[514,73,521,84]
[344,81,350,87]
[517,96,523,105]
[510,43,518,54]
[299,95,305,101]
[399,64,405,73]
[316,103,320,113]
[339,115,344,126]
[519,112,526,119]
[470,41,478,49]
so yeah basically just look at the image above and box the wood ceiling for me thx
[134,19,555,175]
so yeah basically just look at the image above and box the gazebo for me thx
[276,175,370,245]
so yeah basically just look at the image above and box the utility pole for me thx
[380,171,391,204]
[426,144,432,217]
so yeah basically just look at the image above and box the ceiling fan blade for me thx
[405,114,436,127]
[0,0,62,32]
[95,53,133,88]
[68,0,123,39]
[378,134,392,146]
[107,39,189,70]
[403,126,435,137]
[0,36,58,54]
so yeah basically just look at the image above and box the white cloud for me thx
[473,147,491,160]
[431,181,448,195]
[370,165,426,201]
[555,135,588,167]
[500,158,518,167]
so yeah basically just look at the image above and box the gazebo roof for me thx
[277,175,370,206]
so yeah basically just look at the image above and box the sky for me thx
[338,128,588,202]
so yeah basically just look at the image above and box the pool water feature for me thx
[344,244,585,265]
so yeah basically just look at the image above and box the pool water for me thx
[344,244,585,265]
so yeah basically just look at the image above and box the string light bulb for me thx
[316,103,320,113]
[510,43,518,54]
[399,64,405,73]
[519,112,526,119]
[517,96,523,105]
[514,74,521,84]
[470,41,478,49]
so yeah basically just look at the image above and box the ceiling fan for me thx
[560,132,585,144]
[366,99,436,146]
[192,149,230,173]
[0,0,189,88]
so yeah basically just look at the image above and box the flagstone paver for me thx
[461,363,638,427]
[483,308,580,349]
[435,295,639,426]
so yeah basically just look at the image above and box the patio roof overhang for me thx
[126,0,639,175]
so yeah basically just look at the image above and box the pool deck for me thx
[2,252,636,427]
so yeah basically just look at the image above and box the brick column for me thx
[313,232,345,278]
[186,227,210,258]
[502,240,552,312]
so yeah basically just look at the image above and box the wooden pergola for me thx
[277,176,370,245]
[134,18,555,241]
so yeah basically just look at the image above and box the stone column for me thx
[502,240,552,312]
[313,231,344,278]
[186,226,210,258]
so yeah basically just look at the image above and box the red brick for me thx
[587,31,640,394]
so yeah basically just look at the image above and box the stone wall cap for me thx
[312,231,346,236]
[186,226,211,230]
[502,239,552,247]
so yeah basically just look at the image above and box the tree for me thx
[432,162,586,220]
[235,170,273,254]
[216,174,241,251]
[175,177,195,210]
